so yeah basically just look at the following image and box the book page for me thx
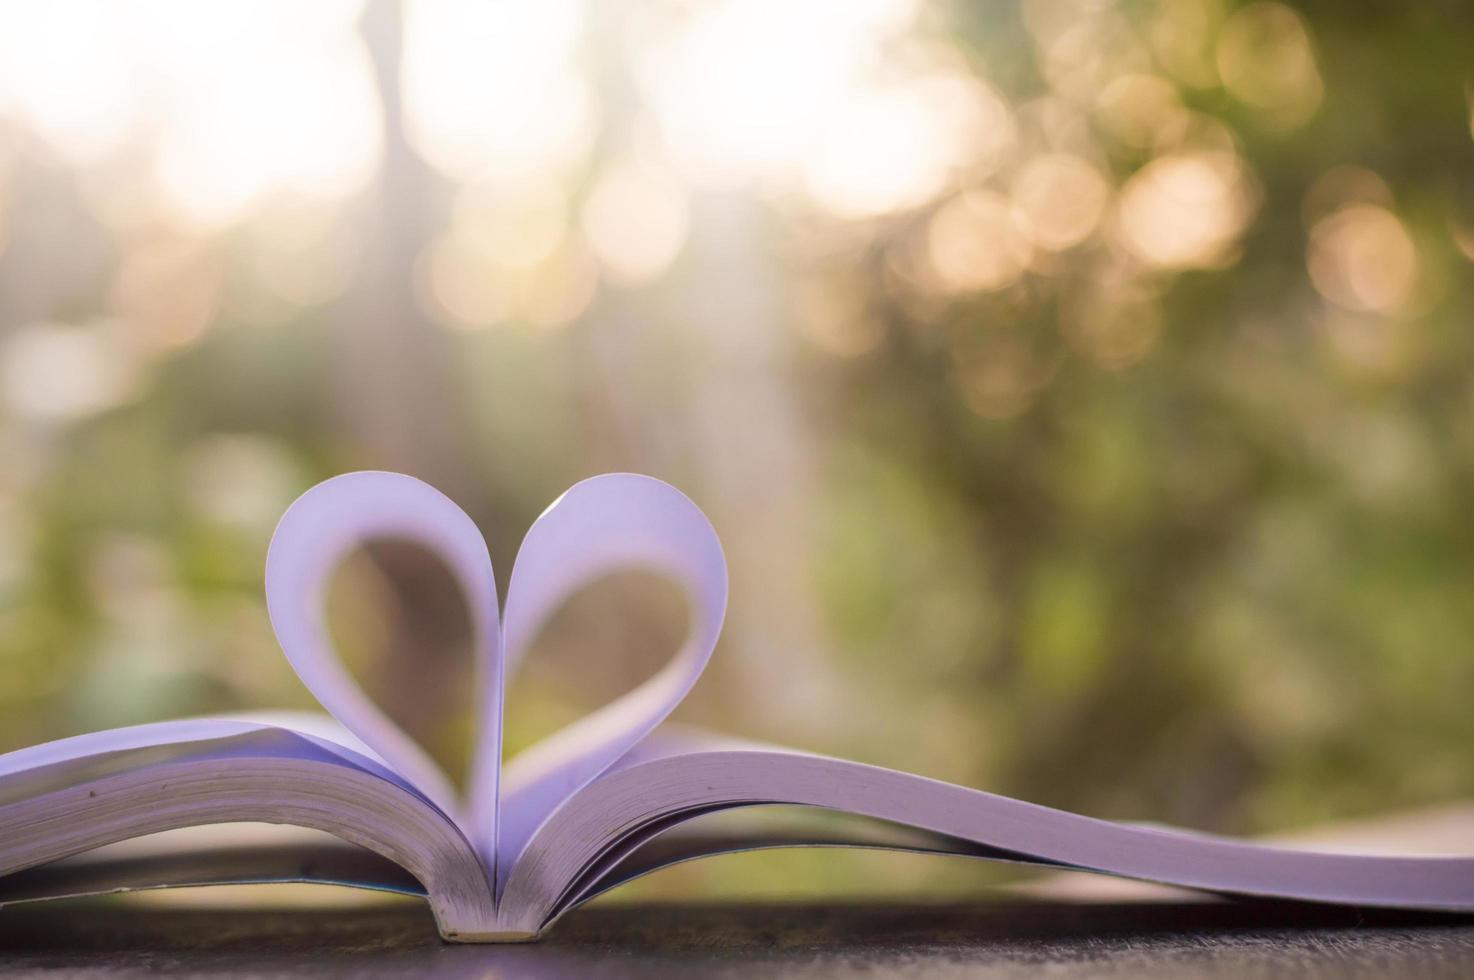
[503,739,1474,935]
[495,473,728,889]
[263,469,729,892]
[265,472,503,839]
[0,727,500,940]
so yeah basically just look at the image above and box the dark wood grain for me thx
[0,897,1471,977]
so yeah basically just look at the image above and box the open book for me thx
[0,471,1470,941]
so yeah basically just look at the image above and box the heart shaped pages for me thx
[263,471,727,891]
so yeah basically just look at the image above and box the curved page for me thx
[504,744,1474,935]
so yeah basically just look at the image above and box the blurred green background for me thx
[0,0,1472,900]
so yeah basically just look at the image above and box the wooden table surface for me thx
[0,897,1471,978]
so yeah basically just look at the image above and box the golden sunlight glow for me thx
[1095,74,1187,150]
[1308,205,1419,315]
[1143,0,1222,89]
[580,159,690,286]
[419,235,507,330]
[109,238,223,354]
[402,0,592,180]
[454,175,569,273]
[153,35,380,228]
[419,232,598,331]
[1216,3,1322,130]
[1037,9,1153,106]
[639,0,918,182]
[0,3,379,228]
[637,0,1010,220]
[926,191,1034,293]
[805,73,1012,220]
[518,246,600,329]
[1116,152,1255,268]
[0,0,1034,235]
[0,2,138,162]
[1012,154,1110,252]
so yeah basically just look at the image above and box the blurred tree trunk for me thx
[331,0,474,782]
[681,193,837,740]
[337,0,467,494]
